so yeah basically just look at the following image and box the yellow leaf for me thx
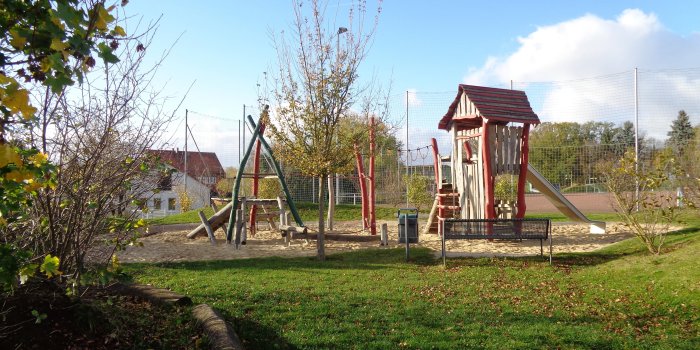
[0,144,23,168]
[24,180,42,192]
[113,25,126,37]
[3,87,37,119]
[0,73,12,84]
[30,152,48,166]
[5,170,32,182]
[95,4,115,31]
[50,38,69,51]
[9,29,27,49]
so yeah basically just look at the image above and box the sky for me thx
[121,1,700,167]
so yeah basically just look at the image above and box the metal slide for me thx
[526,164,606,234]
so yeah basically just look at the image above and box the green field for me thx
[125,220,700,349]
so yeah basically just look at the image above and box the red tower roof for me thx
[438,84,540,130]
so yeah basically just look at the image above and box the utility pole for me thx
[406,90,409,206]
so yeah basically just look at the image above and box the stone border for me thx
[109,283,244,350]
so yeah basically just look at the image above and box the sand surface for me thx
[113,220,634,263]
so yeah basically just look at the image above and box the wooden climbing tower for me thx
[425,85,540,234]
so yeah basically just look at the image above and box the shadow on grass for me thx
[126,247,439,272]
[215,309,298,350]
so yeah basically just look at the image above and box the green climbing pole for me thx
[226,107,304,243]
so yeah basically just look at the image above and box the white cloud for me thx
[463,9,700,141]
[405,88,423,108]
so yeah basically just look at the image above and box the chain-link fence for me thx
[183,67,700,210]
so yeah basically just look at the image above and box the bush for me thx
[598,150,681,254]
[404,174,433,211]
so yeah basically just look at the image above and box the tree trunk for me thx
[327,175,334,230]
[317,175,326,261]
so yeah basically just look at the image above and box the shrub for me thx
[598,150,681,254]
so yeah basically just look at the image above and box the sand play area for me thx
[115,220,634,263]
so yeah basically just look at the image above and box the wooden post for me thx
[354,144,369,230]
[210,200,228,234]
[197,211,217,245]
[516,124,530,219]
[380,223,388,246]
[233,209,243,248]
[481,122,496,219]
[368,116,377,235]
[327,176,335,230]
[277,196,286,227]
[430,138,440,188]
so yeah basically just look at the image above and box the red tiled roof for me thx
[148,149,225,181]
[438,84,540,130]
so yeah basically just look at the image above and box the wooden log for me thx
[422,196,439,235]
[197,211,217,245]
[192,304,245,350]
[109,283,192,307]
[279,225,308,234]
[245,198,285,205]
[210,200,228,234]
[187,202,233,239]
[288,232,381,242]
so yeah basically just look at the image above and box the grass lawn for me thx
[125,222,700,349]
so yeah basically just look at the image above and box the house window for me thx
[167,198,176,211]
[153,198,162,210]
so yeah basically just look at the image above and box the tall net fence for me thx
[181,67,700,209]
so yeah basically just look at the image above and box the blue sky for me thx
[121,1,700,167]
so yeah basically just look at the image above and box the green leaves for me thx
[40,254,62,278]
[97,42,119,64]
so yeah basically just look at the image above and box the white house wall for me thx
[139,171,212,218]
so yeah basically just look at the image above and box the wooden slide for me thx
[526,164,606,234]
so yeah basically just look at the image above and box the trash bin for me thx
[398,208,418,243]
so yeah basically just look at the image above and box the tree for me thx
[529,122,584,186]
[1,0,127,292]
[216,166,238,197]
[667,110,695,155]
[22,19,174,287]
[265,0,385,260]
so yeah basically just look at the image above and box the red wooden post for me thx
[481,121,496,219]
[368,117,377,235]
[430,138,443,236]
[516,124,530,219]
[430,138,440,188]
[354,144,369,230]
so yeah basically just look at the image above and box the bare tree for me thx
[264,0,387,260]
[15,22,178,286]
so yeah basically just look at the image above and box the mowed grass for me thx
[124,224,700,349]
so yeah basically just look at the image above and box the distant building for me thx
[142,149,225,217]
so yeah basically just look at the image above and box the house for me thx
[142,149,226,217]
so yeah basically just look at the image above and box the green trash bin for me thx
[398,208,418,243]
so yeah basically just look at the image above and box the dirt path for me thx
[115,220,633,263]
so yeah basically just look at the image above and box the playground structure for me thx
[425,84,605,234]
[187,107,306,245]
[188,107,382,245]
